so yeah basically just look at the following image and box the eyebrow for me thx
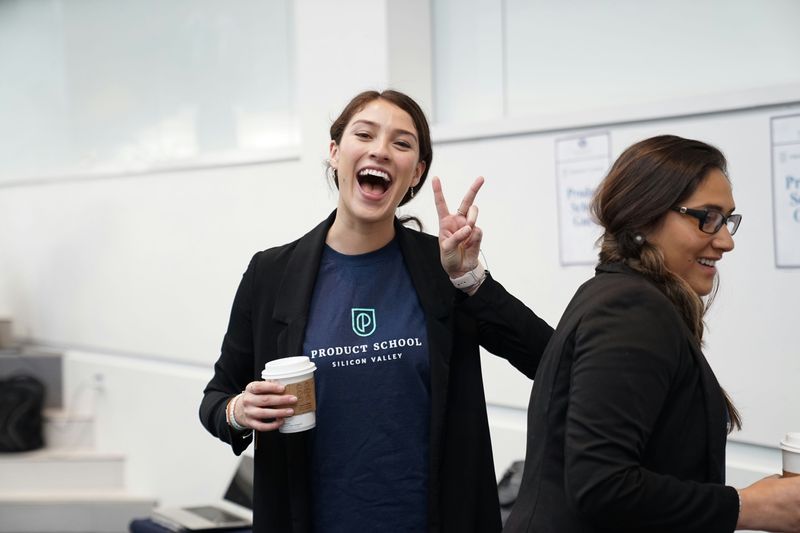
[350,120,418,142]
[695,203,736,215]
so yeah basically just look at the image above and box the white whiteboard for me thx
[419,99,800,449]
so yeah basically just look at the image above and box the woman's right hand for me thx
[233,381,298,432]
[737,474,800,531]
[432,175,485,279]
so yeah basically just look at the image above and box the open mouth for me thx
[357,167,392,196]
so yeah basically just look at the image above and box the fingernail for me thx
[289,396,298,402]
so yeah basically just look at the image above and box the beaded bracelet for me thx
[226,393,248,432]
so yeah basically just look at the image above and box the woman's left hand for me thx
[432,176,485,278]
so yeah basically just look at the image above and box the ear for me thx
[411,161,425,188]
[329,140,339,168]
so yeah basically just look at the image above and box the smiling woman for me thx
[648,168,737,297]
[504,135,800,533]
[199,89,553,533]
[326,92,431,253]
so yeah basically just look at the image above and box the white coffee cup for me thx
[262,356,317,434]
[780,432,800,477]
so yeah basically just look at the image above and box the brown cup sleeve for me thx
[284,377,316,416]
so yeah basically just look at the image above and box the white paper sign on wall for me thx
[555,132,611,266]
[771,114,800,268]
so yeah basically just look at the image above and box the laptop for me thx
[151,455,254,531]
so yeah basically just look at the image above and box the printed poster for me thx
[771,114,800,267]
[555,132,611,265]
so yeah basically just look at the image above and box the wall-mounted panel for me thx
[0,0,296,183]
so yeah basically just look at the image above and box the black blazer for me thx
[504,262,739,533]
[200,211,553,533]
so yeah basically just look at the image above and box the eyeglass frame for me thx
[671,206,742,235]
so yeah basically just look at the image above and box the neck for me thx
[326,213,396,255]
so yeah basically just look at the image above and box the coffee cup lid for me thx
[780,432,800,452]
[262,356,316,380]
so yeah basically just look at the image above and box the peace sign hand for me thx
[432,176,485,278]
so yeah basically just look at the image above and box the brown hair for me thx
[328,89,432,207]
[590,134,741,431]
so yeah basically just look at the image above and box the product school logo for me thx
[351,308,376,337]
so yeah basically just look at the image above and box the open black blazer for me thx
[504,262,740,533]
[200,211,553,533]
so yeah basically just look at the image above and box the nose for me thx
[713,225,735,252]
[369,136,390,161]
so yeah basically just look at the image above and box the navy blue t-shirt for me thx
[302,239,430,533]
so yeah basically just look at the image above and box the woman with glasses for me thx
[504,135,800,533]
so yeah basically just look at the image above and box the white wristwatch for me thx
[449,262,486,290]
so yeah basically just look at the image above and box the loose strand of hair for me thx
[398,214,423,231]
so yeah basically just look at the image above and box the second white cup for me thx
[781,432,800,477]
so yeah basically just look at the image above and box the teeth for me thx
[697,258,716,267]
[358,168,390,181]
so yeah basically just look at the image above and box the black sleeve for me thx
[198,253,259,455]
[564,285,739,533]
[458,273,553,379]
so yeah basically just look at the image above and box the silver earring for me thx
[410,187,414,199]
[633,233,645,245]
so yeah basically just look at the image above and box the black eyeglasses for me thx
[671,206,742,235]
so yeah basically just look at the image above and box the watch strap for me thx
[449,262,486,290]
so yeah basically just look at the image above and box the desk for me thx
[129,518,252,533]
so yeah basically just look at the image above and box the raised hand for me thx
[432,176,485,278]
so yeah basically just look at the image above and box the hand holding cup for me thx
[235,380,298,433]
[261,356,317,433]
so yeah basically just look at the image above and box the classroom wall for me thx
[1,0,797,505]
[0,0,400,504]
[422,97,800,479]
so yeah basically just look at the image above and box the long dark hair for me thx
[590,134,741,431]
[328,89,433,207]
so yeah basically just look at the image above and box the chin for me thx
[352,203,393,221]
[691,284,713,297]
